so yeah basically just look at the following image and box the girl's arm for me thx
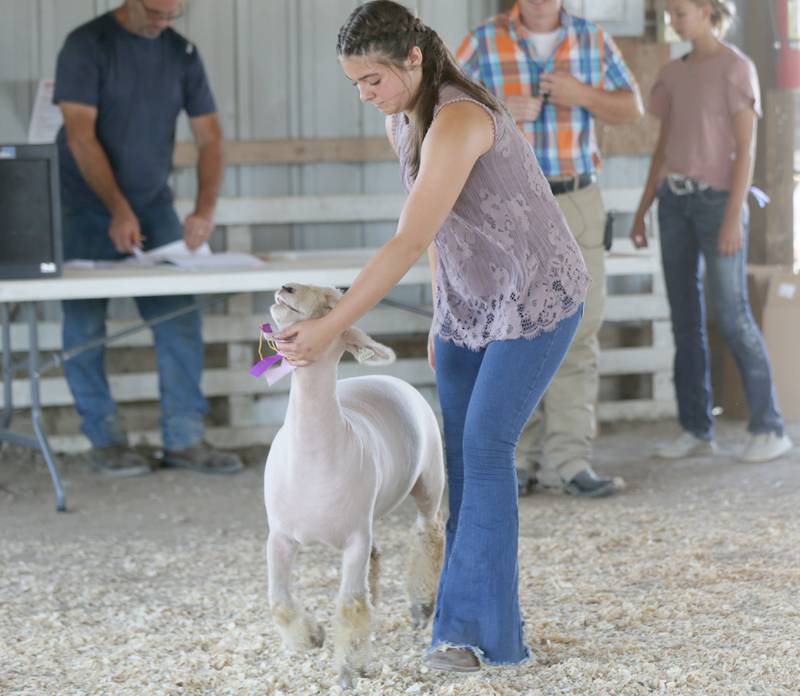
[630,115,670,248]
[387,113,439,371]
[718,108,757,256]
[274,102,494,365]
[426,242,439,371]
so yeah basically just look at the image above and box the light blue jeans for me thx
[657,184,784,439]
[430,308,582,665]
[61,204,207,450]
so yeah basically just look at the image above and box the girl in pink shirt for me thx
[630,0,792,462]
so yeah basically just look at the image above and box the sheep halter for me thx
[249,323,296,386]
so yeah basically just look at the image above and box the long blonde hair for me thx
[687,0,736,37]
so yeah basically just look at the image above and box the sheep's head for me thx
[270,283,341,327]
[270,283,396,366]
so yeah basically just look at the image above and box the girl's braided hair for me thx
[687,0,736,37]
[337,0,500,178]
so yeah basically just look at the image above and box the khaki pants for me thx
[517,182,606,486]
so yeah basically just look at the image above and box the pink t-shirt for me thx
[648,43,761,191]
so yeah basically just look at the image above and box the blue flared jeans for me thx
[61,204,208,450]
[430,308,582,664]
[657,185,784,439]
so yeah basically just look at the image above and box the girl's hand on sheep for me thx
[274,318,336,366]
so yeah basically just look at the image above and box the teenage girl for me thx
[275,0,589,673]
[631,0,792,462]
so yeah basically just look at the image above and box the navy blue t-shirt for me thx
[53,13,216,212]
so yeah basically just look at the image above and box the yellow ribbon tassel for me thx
[258,330,280,360]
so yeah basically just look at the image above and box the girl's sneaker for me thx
[740,433,793,462]
[424,647,481,673]
[653,432,717,459]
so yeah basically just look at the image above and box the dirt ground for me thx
[1,419,799,695]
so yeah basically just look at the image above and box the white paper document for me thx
[27,79,64,144]
[129,240,211,266]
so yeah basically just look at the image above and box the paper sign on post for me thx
[778,283,797,300]
[27,79,64,144]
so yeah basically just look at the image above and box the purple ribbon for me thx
[249,322,296,386]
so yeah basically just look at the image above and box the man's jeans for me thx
[430,308,581,664]
[61,204,207,450]
[657,185,783,439]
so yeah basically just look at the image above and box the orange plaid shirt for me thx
[456,4,636,177]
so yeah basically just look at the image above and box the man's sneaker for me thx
[162,442,244,475]
[653,432,717,459]
[563,468,622,498]
[740,433,793,463]
[89,445,153,478]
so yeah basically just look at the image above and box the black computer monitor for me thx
[0,143,62,279]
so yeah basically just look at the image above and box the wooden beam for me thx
[764,88,796,264]
[173,137,396,167]
[46,397,677,453]
[6,348,671,409]
[597,399,676,422]
[746,0,779,264]
[174,194,405,225]
[0,308,433,353]
[171,187,646,227]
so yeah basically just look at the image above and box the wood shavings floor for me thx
[1,420,799,695]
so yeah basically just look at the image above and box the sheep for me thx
[263,283,445,689]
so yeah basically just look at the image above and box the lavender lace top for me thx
[393,84,590,351]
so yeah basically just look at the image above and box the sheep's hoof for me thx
[410,602,434,629]
[337,665,358,690]
[307,618,325,649]
[276,614,325,651]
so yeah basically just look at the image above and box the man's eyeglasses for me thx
[137,0,185,22]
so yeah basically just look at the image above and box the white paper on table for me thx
[27,79,63,144]
[131,240,212,266]
[134,241,266,269]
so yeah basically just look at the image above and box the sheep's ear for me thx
[343,327,396,366]
[322,287,342,311]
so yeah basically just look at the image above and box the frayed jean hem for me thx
[427,641,532,667]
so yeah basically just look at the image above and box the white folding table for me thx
[0,252,430,511]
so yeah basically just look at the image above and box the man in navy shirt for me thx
[54,0,242,476]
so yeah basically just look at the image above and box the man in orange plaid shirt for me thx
[457,0,643,497]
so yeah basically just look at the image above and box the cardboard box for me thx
[709,265,794,421]
[762,273,800,421]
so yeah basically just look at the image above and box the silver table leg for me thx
[0,302,66,512]
[1,294,221,513]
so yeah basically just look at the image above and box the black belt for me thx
[547,173,596,196]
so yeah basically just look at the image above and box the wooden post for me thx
[764,89,796,264]
[745,0,791,265]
